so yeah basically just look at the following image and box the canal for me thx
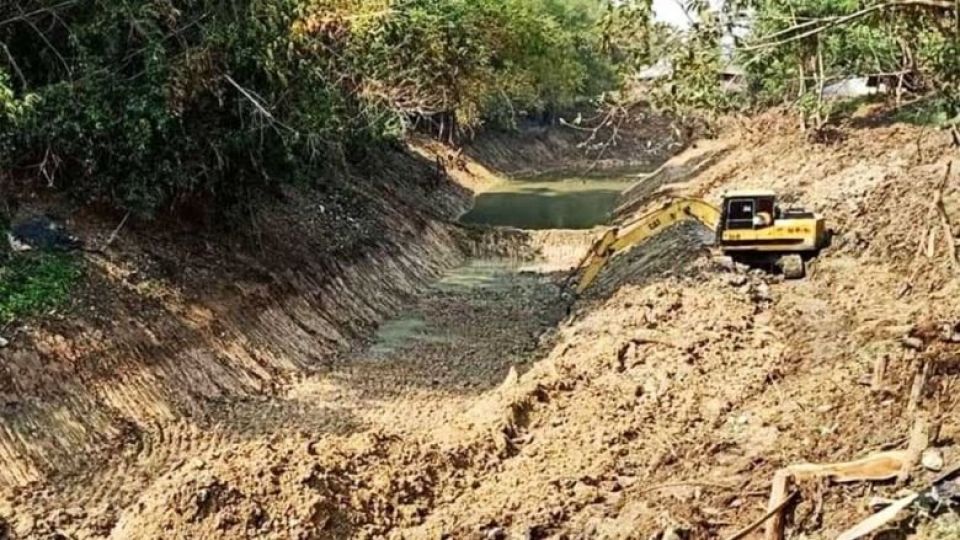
[459,174,637,230]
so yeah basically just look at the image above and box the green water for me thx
[369,260,527,356]
[369,316,455,356]
[460,177,633,230]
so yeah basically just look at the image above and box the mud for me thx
[0,150,472,489]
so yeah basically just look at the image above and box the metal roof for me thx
[723,189,777,198]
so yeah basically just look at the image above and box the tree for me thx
[0,0,631,216]
[728,0,960,136]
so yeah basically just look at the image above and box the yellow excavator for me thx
[572,190,829,293]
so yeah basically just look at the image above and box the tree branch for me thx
[0,0,78,28]
[741,0,956,52]
[224,74,297,135]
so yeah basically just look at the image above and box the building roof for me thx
[822,77,879,98]
[723,189,777,198]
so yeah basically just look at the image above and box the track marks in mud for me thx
[397,269,786,538]
[0,219,466,489]
[2,253,577,538]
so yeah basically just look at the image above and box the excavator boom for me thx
[573,198,721,294]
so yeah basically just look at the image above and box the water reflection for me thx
[460,178,631,230]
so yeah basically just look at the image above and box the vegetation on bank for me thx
[647,0,960,136]
[0,0,639,217]
[1,206,79,326]
[5,0,953,221]
[0,251,80,325]
[0,0,956,330]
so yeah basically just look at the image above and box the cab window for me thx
[726,198,755,230]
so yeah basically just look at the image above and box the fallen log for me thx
[761,426,930,540]
[837,463,960,540]
[785,450,911,483]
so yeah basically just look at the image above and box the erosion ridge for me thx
[0,148,474,488]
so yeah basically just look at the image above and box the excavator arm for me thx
[571,198,721,294]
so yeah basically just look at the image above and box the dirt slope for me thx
[459,108,683,180]
[4,110,960,539]
[0,148,472,489]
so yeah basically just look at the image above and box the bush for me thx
[0,253,81,325]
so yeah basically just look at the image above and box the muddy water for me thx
[460,176,635,230]
[368,259,561,358]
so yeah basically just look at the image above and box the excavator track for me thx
[778,254,805,279]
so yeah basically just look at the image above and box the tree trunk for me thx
[815,35,826,131]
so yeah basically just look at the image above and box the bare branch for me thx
[0,0,78,28]
[0,43,27,88]
[223,74,298,135]
[103,211,131,250]
[14,3,72,77]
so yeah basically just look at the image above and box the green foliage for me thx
[0,253,81,325]
[727,0,960,128]
[600,0,739,120]
[621,0,960,131]
[0,70,35,121]
[2,0,337,216]
[0,0,630,217]
[893,95,953,126]
[328,0,619,131]
[597,0,655,69]
[653,9,735,119]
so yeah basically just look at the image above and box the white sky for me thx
[653,0,693,28]
[652,0,727,28]
[651,0,738,55]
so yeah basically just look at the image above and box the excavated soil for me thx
[4,109,960,539]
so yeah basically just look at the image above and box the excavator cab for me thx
[716,190,827,278]
[721,191,777,230]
